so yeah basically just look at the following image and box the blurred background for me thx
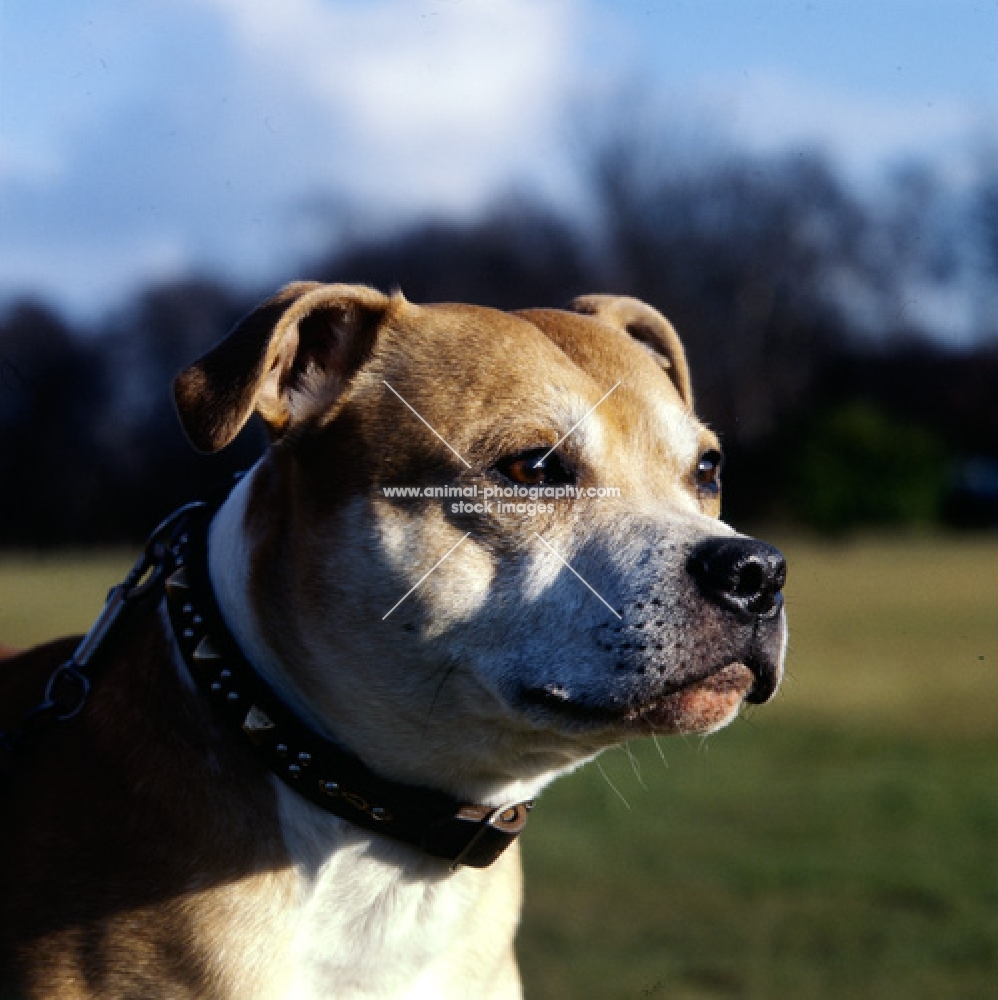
[1,2,996,997]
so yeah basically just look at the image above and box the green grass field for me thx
[2,536,997,998]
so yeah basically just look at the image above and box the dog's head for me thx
[174,283,787,802]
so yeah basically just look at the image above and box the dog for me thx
[0,283,787,999]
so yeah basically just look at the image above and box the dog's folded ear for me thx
[174,282,391,453]
[569,295,692,406]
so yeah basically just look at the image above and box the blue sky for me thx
[2,0,996,319]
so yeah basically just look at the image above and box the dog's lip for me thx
[520,655,779,726]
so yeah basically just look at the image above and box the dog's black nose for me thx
[687,537,787,620]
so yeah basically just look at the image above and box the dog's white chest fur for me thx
[272,786,521,1000]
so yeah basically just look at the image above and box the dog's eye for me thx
[496,449,575,486]
[695,449,722,493]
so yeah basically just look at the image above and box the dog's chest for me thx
[265,785,510,1000]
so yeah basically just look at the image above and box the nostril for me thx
[734,560,764,598]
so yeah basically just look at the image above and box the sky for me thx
[2,0,997,320]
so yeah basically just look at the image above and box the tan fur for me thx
[1,284,786,998]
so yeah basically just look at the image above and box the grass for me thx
[2,535,997,997]
[519,725,997,999]
[0,550,136,649]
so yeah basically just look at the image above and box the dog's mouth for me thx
[519,655,780,735]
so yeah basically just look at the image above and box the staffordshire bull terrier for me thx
[0,283,786,999]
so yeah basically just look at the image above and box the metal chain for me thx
[0,502,206,764]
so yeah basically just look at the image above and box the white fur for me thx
[271,784,520,1000]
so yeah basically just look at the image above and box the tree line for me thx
[2,140,997,545]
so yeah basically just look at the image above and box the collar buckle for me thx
[447,802,532,870]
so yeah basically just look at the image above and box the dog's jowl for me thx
[0,284,787,999]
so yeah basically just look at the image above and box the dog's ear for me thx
[570,294,692,406]
[174,282,391,453]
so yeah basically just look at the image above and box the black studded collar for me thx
[161,502,531,869]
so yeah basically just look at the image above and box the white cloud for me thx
[203,0,570,134]
[189,0,580,211]
[699,71,981,178]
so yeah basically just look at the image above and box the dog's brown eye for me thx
[496,449,574,486]
[696,450,722,493]
[506,458,546,486]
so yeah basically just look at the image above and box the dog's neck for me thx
[207,464,334,740]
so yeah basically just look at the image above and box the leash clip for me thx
[122,501,208,602]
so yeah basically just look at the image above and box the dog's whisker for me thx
[624,743,647,790]
[651,733,669,770]
[596,758,631,810]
